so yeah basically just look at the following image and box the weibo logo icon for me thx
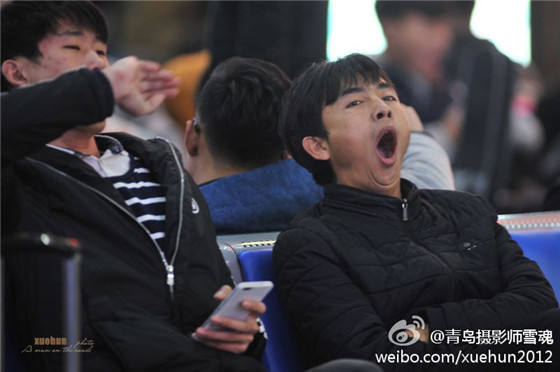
[388,315,426,346]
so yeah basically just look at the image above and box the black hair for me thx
[196,56,291,169]
[1,1,108,92]
[375,0,449,22]
[278,53,393,186]
[445,1,475,19]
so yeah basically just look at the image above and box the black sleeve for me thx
[1,68,114,166]
[1,68,114,234]
[423,197,558,332]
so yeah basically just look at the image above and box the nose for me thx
[85,50,109,70]
[373,100,392,121]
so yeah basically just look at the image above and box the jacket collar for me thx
[28,132,190,260]
[321,179,420,221]
[200,159,323,233]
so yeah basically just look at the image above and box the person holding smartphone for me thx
[1,2,266,371]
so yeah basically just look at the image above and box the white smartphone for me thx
[200,281,274,331]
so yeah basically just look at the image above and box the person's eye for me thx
[346,100,362,108]
[64,45,81,51]
[383,95,398,102]
[96,50,106,57]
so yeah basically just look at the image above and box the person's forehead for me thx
[48,20,103,42]
[337,79,394,98]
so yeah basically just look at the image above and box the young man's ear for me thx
[302,136,331,161]
[2,59,30,88]
[184,119,201,156]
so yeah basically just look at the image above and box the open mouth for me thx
[376,127,397,163]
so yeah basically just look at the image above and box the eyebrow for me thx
[53,29,106,45]
[377,82,393,90]
[339,86,365,98]
[338,81,394,99]
[54,30,86,37]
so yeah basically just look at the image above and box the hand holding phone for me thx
[191,281,272,353]
[200,281,273,331]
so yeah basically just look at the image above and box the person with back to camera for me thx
[273,53,560,371]
[184,56,455,234]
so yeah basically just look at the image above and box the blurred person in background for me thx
[373,0,454,125]
[442,0,546,212]
[537,82,560,211]
[162,0,328,138]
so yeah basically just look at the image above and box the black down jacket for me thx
[273,181,557,370]
[1,69,264,372]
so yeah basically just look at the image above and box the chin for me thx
[378,167,402,186]
[80,121,107,134]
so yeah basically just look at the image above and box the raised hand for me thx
[103,56,180,116]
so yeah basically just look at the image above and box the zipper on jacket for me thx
[155,137,185,284]
[400,198,456,302]
[402,198,409,222]
[30,149,186,300]
[166,265,175,287]
[67,179,175,298]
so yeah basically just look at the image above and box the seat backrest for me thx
[237,248,306,372]
[510,230,560,298]
[217,232,280,285]
[499,211,560,298]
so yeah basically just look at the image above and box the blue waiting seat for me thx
[238,248,306,372]
[500,211,560,297]
[510,230,560,298]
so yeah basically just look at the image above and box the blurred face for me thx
[384,13,453,81]
[314,80,410,197]
[21,21,109,83]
